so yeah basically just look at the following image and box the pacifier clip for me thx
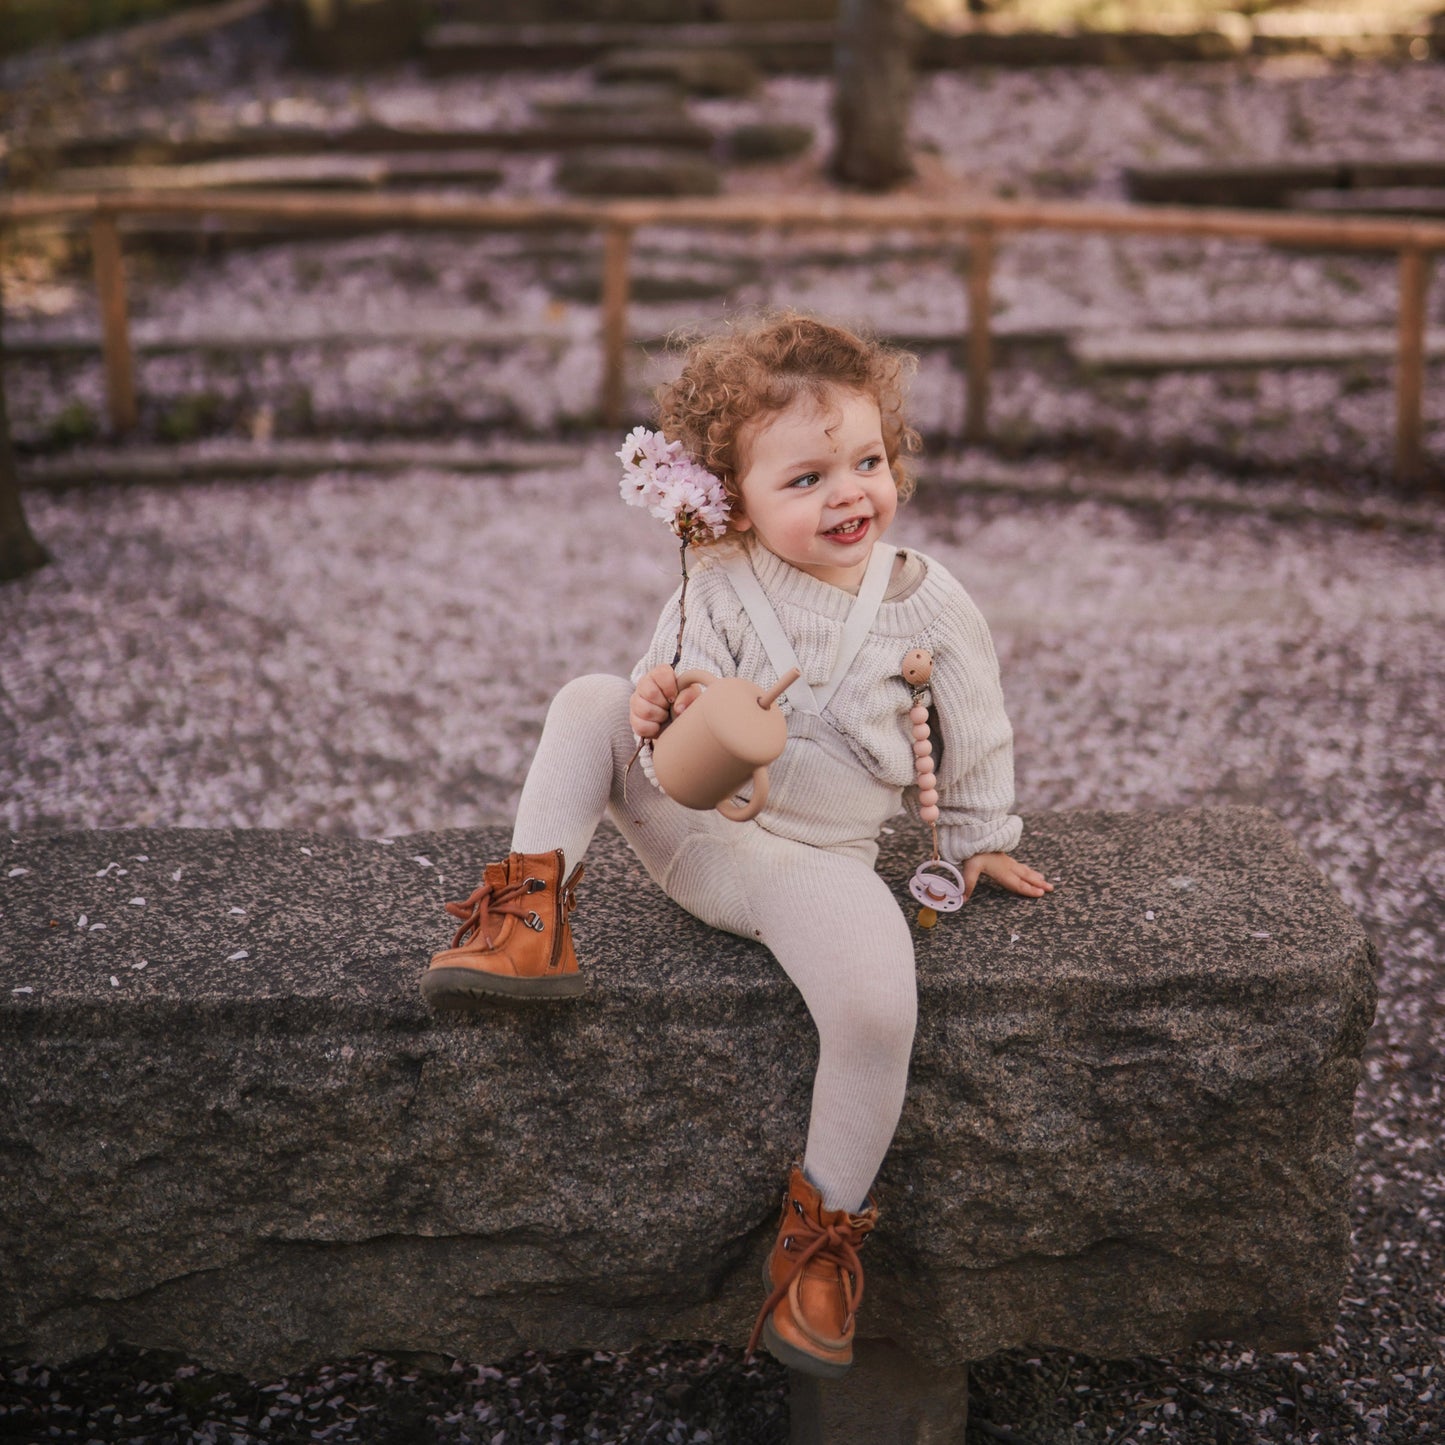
[901,648,965,928]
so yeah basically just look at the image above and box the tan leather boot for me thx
[746,1166,878,1378]
[421,849,585,1005]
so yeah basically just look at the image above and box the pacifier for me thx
[909,859,966,929]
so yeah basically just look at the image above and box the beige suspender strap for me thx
[721,553,819,714]
[815,543,896,712]
[720,545,896,716]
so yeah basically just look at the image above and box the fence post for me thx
[1396,247,1430,485]
[601,223,633,430]
[964,224,994,444]
[91,214,138,435]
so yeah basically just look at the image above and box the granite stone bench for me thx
[0,809,1377,1444]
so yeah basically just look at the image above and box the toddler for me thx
[422,312,1051,1378]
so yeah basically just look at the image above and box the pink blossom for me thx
[617,427,729,543]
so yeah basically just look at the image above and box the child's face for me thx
[731,388,897,591]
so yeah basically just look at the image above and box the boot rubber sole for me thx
[420,966,584,1005]
[758,1261,853,1379]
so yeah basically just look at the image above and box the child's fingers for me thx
[967,856,1055,899]
[673,682,704,715]
[629,690,669,738]
[646,665,679,705]
[1006,864,1054,896]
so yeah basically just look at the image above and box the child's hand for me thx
[963,852,1054,900]
[629,665,704,739]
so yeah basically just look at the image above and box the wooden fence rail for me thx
[2,190,1440,481]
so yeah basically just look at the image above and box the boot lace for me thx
[442,862,584,951]
[745,1203,869,1359]
[443,877,541,951]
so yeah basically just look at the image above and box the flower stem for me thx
[671,537,689,668]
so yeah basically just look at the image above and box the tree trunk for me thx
[830,0,915,191]
[0,299,49,583]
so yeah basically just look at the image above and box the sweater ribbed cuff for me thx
[939,813,1023,864]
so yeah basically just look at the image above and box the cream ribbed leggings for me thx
[512,673,917,1213]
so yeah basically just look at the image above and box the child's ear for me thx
[731,513,752,535]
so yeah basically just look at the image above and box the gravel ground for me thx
[2,12,1444,1443]
[1,452,1442,1443]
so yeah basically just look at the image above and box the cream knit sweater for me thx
[632,541,1022,864]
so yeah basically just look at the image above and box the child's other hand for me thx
[963,852,1054,900]
[629,666,705,739]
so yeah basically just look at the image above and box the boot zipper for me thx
[546,849,566,973]
[546,856,584,973]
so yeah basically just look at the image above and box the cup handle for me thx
[716,767,768,822]
[673,667,719,693]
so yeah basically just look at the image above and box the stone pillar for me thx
[789,1341,968,1445]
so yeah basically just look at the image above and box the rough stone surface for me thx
[0,809,1374,1378]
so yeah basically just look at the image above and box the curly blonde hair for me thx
[654,311,920,540]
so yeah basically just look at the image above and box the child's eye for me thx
[788,472,820,489]
[859,454,884,472]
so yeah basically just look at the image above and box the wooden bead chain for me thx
[901,648,966,929]
[909,696,940,844]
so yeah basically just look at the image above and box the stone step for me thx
[725,121,815,164]
[1071,326,1445,372]
[920,23,1247,66]
[1287,187,1445,219]
[555,148,722,198]
[48,152,506,194]
[422,20,837,75]
[594,46,762,98]
[1349,160,1445,188]
[421,16,1429,74]
[1125,159,1445,209]
[22,116,713,173]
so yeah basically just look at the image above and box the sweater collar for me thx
[743,538,936,628]
[745,538,870,619]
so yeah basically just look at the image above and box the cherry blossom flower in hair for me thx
[617,426,732,670]
[618,426,730,547]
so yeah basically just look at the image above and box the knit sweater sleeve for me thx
[903,566,1022,862]
[630,560,742,690]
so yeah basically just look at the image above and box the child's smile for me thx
[731,388,898,592]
